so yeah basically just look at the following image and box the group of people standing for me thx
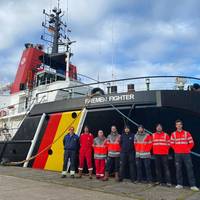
[61,120,199,192]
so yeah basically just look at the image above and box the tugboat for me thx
[1,2,200,186]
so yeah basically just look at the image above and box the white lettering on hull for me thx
[85,94,135,104]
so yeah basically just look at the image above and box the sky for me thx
[1,0,200,84]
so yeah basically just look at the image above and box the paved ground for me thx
[0,166,200,200]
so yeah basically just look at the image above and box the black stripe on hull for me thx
[0,115,49,167]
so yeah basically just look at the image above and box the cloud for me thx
[0,47,23,83]
[0,0,50,50]
[1,0,200,86]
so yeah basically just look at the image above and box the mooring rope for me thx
[3,94,94,166]
[106,99,200,157]
[3,92,200,166]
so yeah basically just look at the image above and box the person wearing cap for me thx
[93,130,107,179]
[103,125,121,181]
[152,124,171,186]
[119,126,136,182]
[134,125,153,184]
[78,126,94,179]
[61,127,79,178]
[170,119,199,191]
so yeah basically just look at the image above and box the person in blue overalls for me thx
[61,127,79,178]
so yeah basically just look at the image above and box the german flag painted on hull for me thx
[32,111,82,171]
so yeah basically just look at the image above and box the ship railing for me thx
[0,99,34,118]
[0,95,47,140]
[34,75,200,104]
[1,76,200,113]
[0,95,46,119]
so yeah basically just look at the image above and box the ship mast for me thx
[41,0,76,80]
[41,0,75,54]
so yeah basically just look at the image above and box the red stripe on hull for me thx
[32,113,62,169]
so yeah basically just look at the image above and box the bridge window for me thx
[36,71,66,86]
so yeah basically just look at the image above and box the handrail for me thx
[1,75,200,116]
[35,75,200,97]
[0,95,46,114]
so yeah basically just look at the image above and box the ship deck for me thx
[0,166,199,200]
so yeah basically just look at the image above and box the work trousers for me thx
[136,157,152,182]
[119,152,136,181]
[79,149,93,171]
[175,154,196,186]
[95,159,106,177]
[105,157,120,173]
[62,150,76,173]
[154,155,171,183]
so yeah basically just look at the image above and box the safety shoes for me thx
[77,170,82,178]
[102,172,109,181]
[175,185,183,189]
[176,185,199,191]
[166,183,172,187]
[190,186,199,192]
[89,170,93,179]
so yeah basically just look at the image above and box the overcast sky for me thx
[1,0,200,84]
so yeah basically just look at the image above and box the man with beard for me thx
[134,125,153,184]
[103,125,121,181]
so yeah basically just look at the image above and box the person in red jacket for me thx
[170,120,199,191]
[93,130,107,179]
[78,126,94,179]
[134,125,152,184]
[152,124,171,186]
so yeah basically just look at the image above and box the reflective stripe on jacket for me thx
[152,132,170,155]
[170,130,194,154]
[106,132,121,157]
[134,132,152,158]
[93,136,107,159]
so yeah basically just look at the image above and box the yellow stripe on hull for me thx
[44,111,82,172]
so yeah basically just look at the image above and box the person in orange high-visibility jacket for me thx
[78,126,94,179]
[152,124,171,186]
[134,125,152,183]
[170,120,199,191]
[93,130,107,179]
[103,125,121,181]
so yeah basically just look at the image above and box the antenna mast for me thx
[41,0,68,54]
[111,17,115,85]
[58,0,60,9]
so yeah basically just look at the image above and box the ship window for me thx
[37,73,46,86]
[37,72,57,86]
[36,71,66,86]
[46,73,56,84]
